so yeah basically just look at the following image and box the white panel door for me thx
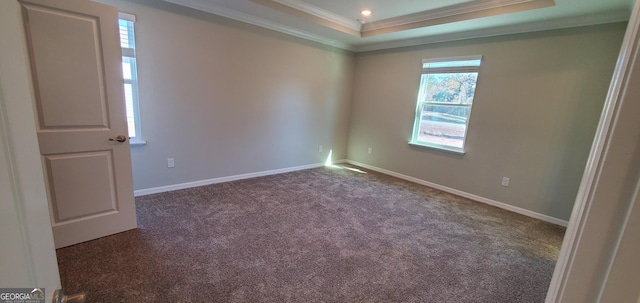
[20,0,137,248]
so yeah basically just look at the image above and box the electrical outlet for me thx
[167,158,175,168]
[319,145,323,153]
[368,147,372,154]
[501,177,510,187]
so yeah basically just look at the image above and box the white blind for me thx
[118,13,136,57]
[118,12,136,22]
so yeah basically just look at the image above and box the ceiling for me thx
[162,0,634,52]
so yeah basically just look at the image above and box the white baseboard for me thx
[134,162,330,197]
[345,160,568,227]
[134,158,567,227]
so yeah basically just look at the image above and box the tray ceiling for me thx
[162,0,634,51]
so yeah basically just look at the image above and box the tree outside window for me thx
[410,56,482,153]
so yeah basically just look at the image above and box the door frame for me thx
[545,0,640,301]
[0,0,61,301]
[1,0,639,302]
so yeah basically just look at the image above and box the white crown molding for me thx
[162,0,354,51]
[248,0,360,37]
[361,0,555,37]
[363,0,551,32]
[355,10,630,53]
[271,0,361,31]
[251,0,555,38]
[162,0,628,53]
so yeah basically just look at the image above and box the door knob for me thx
[109,135,127,143]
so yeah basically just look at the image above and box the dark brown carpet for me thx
[57,164,565,302]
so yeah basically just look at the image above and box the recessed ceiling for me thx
[162,0,634,52]
[302,0,475,22]
[250,0,558,38]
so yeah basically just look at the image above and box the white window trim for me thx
[409,55,482,154]
[119,12,145,146]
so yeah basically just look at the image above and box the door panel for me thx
[25,6,108,129]
[45,152,117,222]
[21,0,137,248]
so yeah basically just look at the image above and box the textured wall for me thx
[347,23,626,221]
[98,0,355,191]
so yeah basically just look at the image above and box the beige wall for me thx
[97,0,625,221]
[549,6,640,300]
[98,0,355,190]
[347,23,626,221]
[1,0,637,300]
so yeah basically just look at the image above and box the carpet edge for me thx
[133,160,347,197]
[345,159,569,227]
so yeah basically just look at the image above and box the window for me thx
[410,56,482,153]
[119,12,144,145]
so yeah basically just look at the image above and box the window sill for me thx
[408,141,466,155]
[130,140,146,146]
